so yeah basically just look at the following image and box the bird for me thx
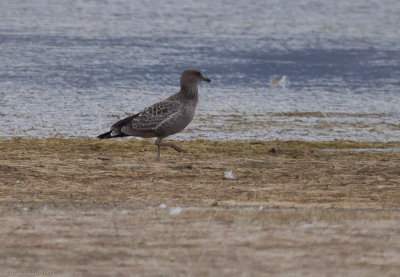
[97,69,211,161]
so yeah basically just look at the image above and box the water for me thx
[1,0,400,141]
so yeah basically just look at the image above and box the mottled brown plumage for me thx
[98,69,211,160]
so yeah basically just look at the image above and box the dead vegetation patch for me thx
[1,138,399,208]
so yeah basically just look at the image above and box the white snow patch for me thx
[224,170,235,180]
[159,203,167,209]
[302,217,317,228]
[169,207,182,216]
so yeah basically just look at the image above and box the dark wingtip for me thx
[97,131,112,139]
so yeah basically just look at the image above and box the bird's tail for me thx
[97,131,113,139]
[97,131,129,139]
[98,113,139,139]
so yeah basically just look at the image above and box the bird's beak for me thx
[202,76,211,82]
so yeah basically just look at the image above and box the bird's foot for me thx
[169,144,186,153]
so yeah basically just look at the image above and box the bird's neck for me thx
[180,84,198,101]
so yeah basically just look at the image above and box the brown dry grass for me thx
[1,138,400,207]
[1,138,400,276]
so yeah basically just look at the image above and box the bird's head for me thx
[180,69,211,88]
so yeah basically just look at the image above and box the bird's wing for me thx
[111,113,139,130]
[120,100,180,134]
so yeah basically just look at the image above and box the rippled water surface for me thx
[1,0,400,141]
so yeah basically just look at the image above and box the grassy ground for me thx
[1,138,400,276]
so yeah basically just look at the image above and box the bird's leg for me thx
[155,138,186,161]
[155,137,162,161]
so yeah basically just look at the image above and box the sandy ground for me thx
[1,138,400,276]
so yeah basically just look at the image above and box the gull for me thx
[97,69,211,161]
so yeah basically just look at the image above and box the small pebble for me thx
[97,157,110,161]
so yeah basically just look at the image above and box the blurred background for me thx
[1,0,399,141]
